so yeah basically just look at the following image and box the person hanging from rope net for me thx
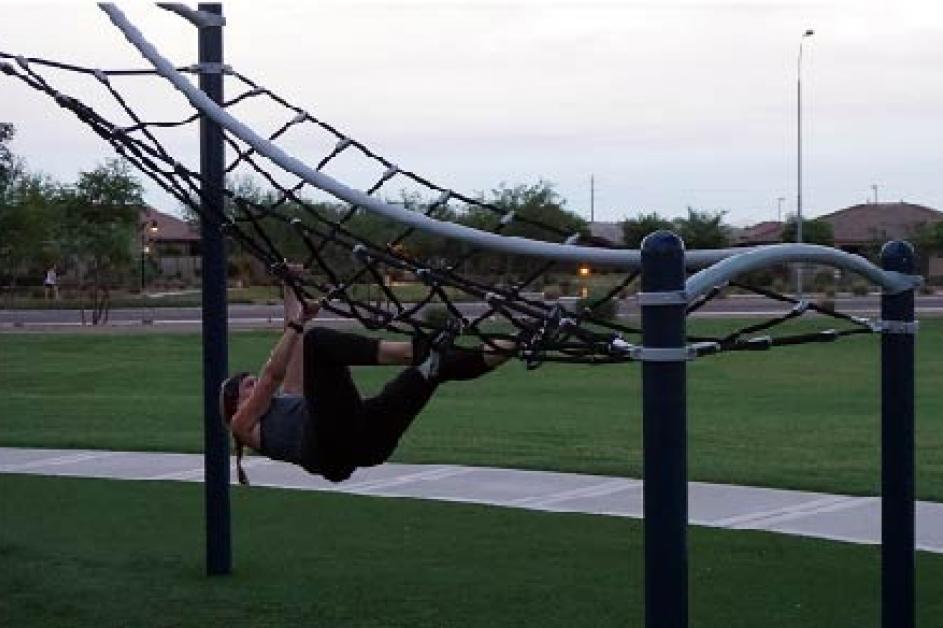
[219,266,514,485]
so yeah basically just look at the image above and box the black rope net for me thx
[0,52,877,365]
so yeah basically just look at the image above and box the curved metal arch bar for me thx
[98,3,754,271]
[686,243,921,299]
[154,3,225,28]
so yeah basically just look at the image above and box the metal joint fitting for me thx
[873,319,919,335]
[637,290,688,306]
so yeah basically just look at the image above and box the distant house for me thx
[734,201,943,279]
[731,220,784,246]
[818,202,943,253]
[820,202,943,280]
[588,222,623,246]
[139,207,201,283]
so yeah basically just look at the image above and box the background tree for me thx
[458,181,586,281]
[0,173,58,299]
[0,122,24,202]
[674,207,730,249]
[620,212,674,248]
[907,221,943,280]
[780,215,835,247]
[0,125,59,300]
[58,159,143,324]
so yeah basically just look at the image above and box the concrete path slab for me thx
[2,447,940,554]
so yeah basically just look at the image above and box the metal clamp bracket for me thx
[637,290,688,306]
[872,320,919,335]
[628,346,698,362]
[186,62,231,75]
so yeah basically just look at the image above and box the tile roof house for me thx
[732,202,942,249]
[817,202,943,251]
[588,221,624,245]
[140,207,200,246]
[731,220,784,246]
[139,207,202,283]
[733,201,943,279]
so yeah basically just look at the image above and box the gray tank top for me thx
[258,395,308,466]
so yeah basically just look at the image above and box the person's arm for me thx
[230,297,317,443]
[281,283,305,395]
[230,327,301,445]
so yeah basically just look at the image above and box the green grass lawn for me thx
[2,474,941,628]
[0,319,940,499]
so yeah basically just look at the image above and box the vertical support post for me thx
[795,69,804,298]
[640,231,688,628]
[198,3,231,576]
[880,240,915,628]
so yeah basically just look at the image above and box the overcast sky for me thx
[2,1,941,226]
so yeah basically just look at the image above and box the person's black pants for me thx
[302,327,438,482]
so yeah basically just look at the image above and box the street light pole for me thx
[140,232,145,294]
[139,218,158,295]
[796,28,814,297]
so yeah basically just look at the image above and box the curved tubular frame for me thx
[154,3,225,28]
[98,4,922,294]
[98,3,744,271]
[686,243,921,298]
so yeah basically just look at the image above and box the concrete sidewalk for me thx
[2,447,940,554]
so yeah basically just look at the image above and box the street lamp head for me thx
[803,29,814,37]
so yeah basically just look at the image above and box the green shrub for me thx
[576,291,619,321]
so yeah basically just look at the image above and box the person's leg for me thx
[376,339,412,365]
[377,333,514,373]
[355,367,437,467]
[354,339,515,466]
[302,327,380,479]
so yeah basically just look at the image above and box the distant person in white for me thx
[43,266,58,300]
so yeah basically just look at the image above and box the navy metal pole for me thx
[640,231,688,628]
[880,240,916,628]
[198,3,231,576]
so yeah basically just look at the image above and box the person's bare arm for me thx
[231,295,317,443]
[281,284,305,395]
[230,327,302,445]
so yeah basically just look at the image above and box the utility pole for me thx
[872,184,879,204]
[796,28,814,298]
[777,196,786,222]
[590,174,595,223]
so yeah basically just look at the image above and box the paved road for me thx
[3,294,942,330]
[1,447,940,554]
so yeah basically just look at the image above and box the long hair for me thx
[219,372,251,486]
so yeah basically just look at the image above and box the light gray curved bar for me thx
[686,243,921,299]
[97,3,753,271]
[154,3,225,28]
